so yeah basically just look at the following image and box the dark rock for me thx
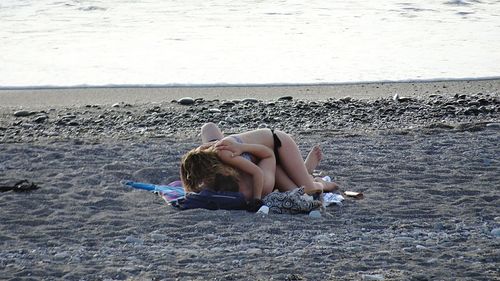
[398,97,414,102]
[178,97,195,105]
[242,98,259,103]
[221,101,235,107]
[32,115,48,123]
[13,110,33,117]
[477,98,489,105]
[426,123,454,130]
[278,96,293,101]
[464,107,480,115]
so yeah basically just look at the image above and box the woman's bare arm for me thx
[217,150,264,200]
[215,139,273,159]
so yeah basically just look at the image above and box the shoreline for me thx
[1,78,499,109]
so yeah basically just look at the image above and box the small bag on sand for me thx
[263,187,322,214]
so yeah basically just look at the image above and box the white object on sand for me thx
[257,205,269,215]
[323,193,345,207]
[319,175,344,207]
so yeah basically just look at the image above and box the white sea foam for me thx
[1,0,499,87]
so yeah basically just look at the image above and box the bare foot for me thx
[305,145,322,174]
[314,177,339,192]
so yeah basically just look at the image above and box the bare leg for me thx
[274,131,324,194]
[275,144,322,191]
[304,144,322,174]
[314,177,339,192]
[201,122,224,143]
[275,166,297,192]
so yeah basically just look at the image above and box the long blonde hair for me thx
[180,147,239,193]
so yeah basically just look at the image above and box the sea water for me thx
[1,0,500,88]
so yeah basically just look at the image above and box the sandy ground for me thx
[0,80,499,280]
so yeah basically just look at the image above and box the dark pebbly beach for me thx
[0,80,499,280]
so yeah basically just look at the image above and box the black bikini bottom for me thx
[270,129,282,165]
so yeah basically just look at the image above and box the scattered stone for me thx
[125,236,144,245]
[112,103,121,108]
[258,123,269,128]
[491,228,500,238]
[434,222,445,231]
[285,273,305,281]
[208,108,221,114]
[362,274,384,281]
[225,116,237,123]
[416,245,428,250]
[32,115,48,123]
[54,251,70,260]
[0,92,498,143]
[398,97,413,102]
[150,233,168,241]
[486,122,500,129]
[242,98,258,103]
[178,97,195,105]
[246,248,262,255]
[14,110,32,117]
[278,96,293,101]
[394,236,414,242]
[222,101,235,107]
[309,210,322,219]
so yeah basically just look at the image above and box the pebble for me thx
[416,245,428,250]
[125,236,144,245]
[178,97,195,105]
[486,122,500,129]
[246,248,262,255]
[2,93,499,144]
[394,236,414,243]
[242,98,258,103]
[225,116,237,123]
[32,115,48,123]
[434,222,445,231]
[208,108,221,113]
[14,110,32,117]
[309,210,322,219]
[362,274,384,281]
[222,101,235,107]
[150,233,168,241]
[278,96,293,101]
[54,251,70,260]
[491,228,500,238]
